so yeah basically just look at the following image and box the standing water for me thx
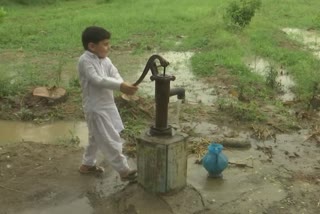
[0,120,88,146]
[246,57,296,102]
[282,28,320,59]
[168,99,183,129]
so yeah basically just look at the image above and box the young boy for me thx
[78,26,138,181]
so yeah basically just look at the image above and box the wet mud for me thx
[0,46,320,213]
[0,120,88,146]
[0,126,319,214]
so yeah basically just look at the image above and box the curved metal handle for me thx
[133,54,169,86]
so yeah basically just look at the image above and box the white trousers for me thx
[82,111,130,174]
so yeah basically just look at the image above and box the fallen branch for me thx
[0,151,10,156]
[138,106,153,118]
[304,134,320,143]
[228,161,253,168]
[0,184,26,194]
[268,123,285,133]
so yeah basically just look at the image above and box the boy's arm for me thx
[109,60,123,82]
[79,60,123,90]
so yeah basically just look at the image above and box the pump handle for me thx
[133,55,169,86]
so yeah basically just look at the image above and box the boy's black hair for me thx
[82,26,111,50]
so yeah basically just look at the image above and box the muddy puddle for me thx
[21,197,94,214]
[246,57,296,101]
[245,27,320,102]
[6,125,319,214]
[187,127,319,213]
[283,28,320,59]
[0,120,88,146]
[0,100,183,146]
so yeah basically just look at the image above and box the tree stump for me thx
[32,86,67,104]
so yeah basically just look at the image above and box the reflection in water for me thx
[0,120,88,146]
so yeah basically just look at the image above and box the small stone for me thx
[6,164,12,169]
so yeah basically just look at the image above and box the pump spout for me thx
[170,87,185,101]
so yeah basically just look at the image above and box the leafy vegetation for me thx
[265,65,280,90]
[0,0,320,124]
[312,13,320,30]
[217,98,267,122]
[224,0,262,29]
[56,129,80,145]
[0,0,66,5]
[0,6,6,22]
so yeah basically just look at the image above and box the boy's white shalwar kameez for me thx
[78,51,130,174]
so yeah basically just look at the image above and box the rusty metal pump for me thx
[134,55,185,136]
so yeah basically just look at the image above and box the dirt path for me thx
[1,125,319,214]
[0,142,94,213]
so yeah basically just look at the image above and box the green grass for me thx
[1,0,320,114]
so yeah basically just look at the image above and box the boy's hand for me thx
[120,82,138,95]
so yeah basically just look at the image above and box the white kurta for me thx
[78,51,129,174]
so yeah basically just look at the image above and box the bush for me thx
[265,65,281,90]
[0,0,74,5]
[0,7,7,23]
[96,0,113,3]
[224,0,262,29]
[312,13,320,30]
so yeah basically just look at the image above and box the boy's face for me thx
[88,39,109,58]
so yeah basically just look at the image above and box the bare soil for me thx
[1,57,320,214]
[0,142,92,213]
[1,128,319,214]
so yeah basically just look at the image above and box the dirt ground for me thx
[1,54,320,213]
[0,113,319,214]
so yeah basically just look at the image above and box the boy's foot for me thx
[120,169,137,182]
[79,165,105,174]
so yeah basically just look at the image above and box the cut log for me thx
[32,86,67,102]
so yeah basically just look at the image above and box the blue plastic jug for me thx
[202,143,228,178]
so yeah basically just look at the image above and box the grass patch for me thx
[1,0,320,123]
[217,98,267,122]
